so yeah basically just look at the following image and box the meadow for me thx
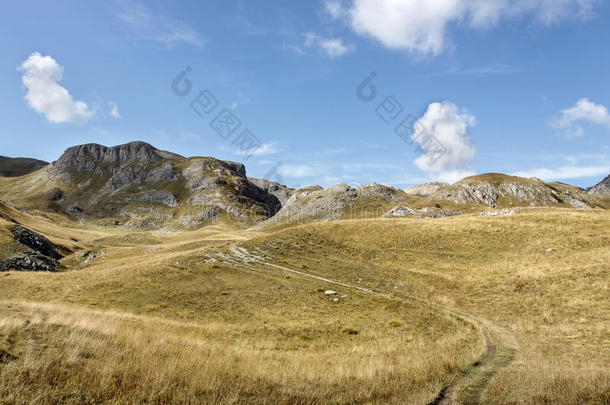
[0,206,608,404]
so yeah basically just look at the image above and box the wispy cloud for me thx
[286,33,353,58]
[115,0,205,48]
[304,33,353,57]
[340,162,404,171]
[229,92,252,110]
[108,101,121,119]
[512,165,610,181]
[278,164,319,178]
[512,152,610,181]
[441,64,521,77]
[221,142,279,157]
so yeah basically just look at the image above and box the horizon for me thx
[1,0,609,189]
[3,138,608,190]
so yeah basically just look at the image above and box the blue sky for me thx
[1,0,609,188]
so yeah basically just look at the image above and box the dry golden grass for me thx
[0,206,608,403]
[0,208,481,404]
[243,208,609,404]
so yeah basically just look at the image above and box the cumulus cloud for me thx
[19,52,94,124]
[552,98,610,137]
[328,0,598,54]
[412,101,476,183]
[350,0,464,54]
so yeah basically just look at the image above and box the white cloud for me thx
[412,101,477,183]
[552,98,610,137]
[221,142,279,157]
[323,0,346,18]
[278,164,317,178]
[319,38,351,57]
[18,52,94,124]
[108,101,121,119]
[249,142,279,156]
[350,0,464,54]
[332,0,598,55]
[116,1,204,48]
[340,162,404,171]
[512,165,610,181]
[300,32,353,57]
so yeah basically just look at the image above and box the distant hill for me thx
[588,174,610,196]
[255,183,419,229]
[404,182,448,196]
[0,156,48,177]
[425,173,605,209]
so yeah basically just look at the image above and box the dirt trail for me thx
[227,243,517,405]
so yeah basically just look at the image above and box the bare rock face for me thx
[382,206,416,218]
[429,174,599,209]
[1,142,281,230]
[248,178,294,206]
[404,182,449,196]
[0,226,66,272]
[11,226,63,260]
[0,254,58,272]
[382,205,461,219]
[258,183,410,227]
[125,192,178,207]
[50,142,168,173]
[588,175,610,196]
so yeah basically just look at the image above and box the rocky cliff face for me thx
[248,178,294,205]
[1,142,281,229]
[428,174,602,209]
[588,175,610,196]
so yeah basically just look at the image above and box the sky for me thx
[1,0,609,189]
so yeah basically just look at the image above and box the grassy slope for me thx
[0,205,607,404]
[241,208,609,404]
[0,208,479,404]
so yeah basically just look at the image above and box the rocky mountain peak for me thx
[588,174,610,196]
[51,141,175,172]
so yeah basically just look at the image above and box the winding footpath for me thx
[226,244,517,405]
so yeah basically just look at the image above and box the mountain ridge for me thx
[1,142,608,231]
[0,156,49,177]
[0,142,280,229]
[587,174,610,196]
